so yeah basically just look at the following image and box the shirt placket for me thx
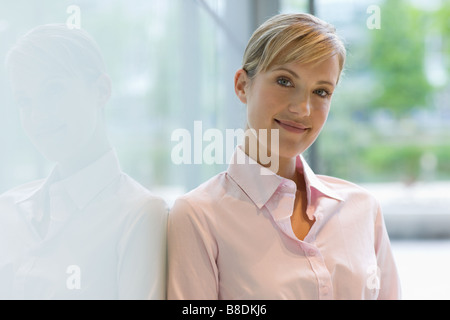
[46,185,71,239]
[271,190,334,300]
[303,203,334,300]
[12,255,37,299]
[277,216,334,299]
[301,242,333,300]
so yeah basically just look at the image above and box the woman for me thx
[0,24,167,299]
[167,13,401,300]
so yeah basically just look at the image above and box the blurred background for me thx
[0,0,449,299]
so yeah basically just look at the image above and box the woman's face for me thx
[10,64,103,163]
[235,55,340,160]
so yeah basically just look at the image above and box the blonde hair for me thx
[5,24,107,82]
[242,13,346,81]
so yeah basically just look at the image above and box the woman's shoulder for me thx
[176,171,228,202]
[169,171,231,218]
[317,174,379,204]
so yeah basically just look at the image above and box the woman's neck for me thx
[243,139,305,191]
[56,126,112,179]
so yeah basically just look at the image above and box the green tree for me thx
[435,0,450,77]
[369,0,432,117]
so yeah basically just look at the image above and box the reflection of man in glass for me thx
[0,24,167,299]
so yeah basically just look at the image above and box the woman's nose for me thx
[288,93,310,117]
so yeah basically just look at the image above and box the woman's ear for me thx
[94,73,112,108]
[234,69,249,104]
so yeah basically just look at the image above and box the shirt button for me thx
[321,286,330,295]
[307,249,316,257]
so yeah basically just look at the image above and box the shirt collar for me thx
[297,155,344,203]
[227,146,344,213]
[15,149,122,210]
[53,149,122,209]
[227,146,285,209]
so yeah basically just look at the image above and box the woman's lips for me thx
[33,124,67,138]
[275,119,309,134]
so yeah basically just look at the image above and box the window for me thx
[1,0,449,300]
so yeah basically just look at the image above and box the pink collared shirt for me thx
[168,146,401,300]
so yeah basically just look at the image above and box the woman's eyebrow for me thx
[316,80,336,87]
[272,67,336,87]
[272,67,299,79]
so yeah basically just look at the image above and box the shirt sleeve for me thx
[116,197,168,300]
[168,197,219,300]
[374,202,402,300]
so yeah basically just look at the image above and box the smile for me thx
[274,119,309,134]
[34,124,67,138]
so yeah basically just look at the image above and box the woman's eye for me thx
[16,96,31,110]
[45,82,65,97]
[314,89,330,98]
[277,77,293,87]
